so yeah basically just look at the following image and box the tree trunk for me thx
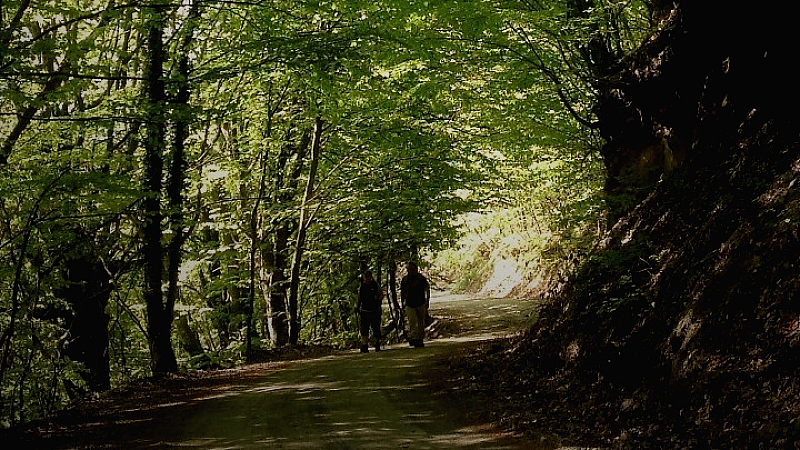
[387,259,407,341]
[58,253,113,393]
[582,1,684,221]
[175,315,205,357]
[263,225,291,347]
[260,123,309,347]
[246,146,268,357]
[287,116,323,345]
[164,28,190,357]
[166,8,199,362]
[142,5,176,374]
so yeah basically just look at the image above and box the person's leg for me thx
[407,305,426,347]
[405,306,419,346]
[371,312,382,351]
[359,312,370,352]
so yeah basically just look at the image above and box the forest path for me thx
[151,339,536,449]
[14,293,549,449]
[148,293,543,449]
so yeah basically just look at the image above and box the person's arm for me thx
[356,284,362,311]
[425,277,431,305]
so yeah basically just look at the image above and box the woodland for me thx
[1,0,798,448]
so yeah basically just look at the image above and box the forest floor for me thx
[3,291,569,450]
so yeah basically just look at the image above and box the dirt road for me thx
[140,341,537,449]
[11,294,546,449]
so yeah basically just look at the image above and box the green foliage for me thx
[0,0,657,428]
[433,142,606,295]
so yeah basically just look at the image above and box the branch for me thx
[505,22,600,129]
[21,2,143,49]
[0,64,71,165]
[0,169,68,395]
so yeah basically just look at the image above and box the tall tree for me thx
[288,115,323,344]
[263,120,309,346]
[0,0,146,421]
[141,2,177,374]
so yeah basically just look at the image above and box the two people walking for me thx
[356,262,431,352]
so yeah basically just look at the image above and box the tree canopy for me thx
[0,0,659,426]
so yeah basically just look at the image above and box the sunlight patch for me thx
[479,256,522,297]
[564,339,580,362]
[672,310,702,352]
[781,314,800,346]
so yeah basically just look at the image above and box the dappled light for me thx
[5,297,543,449]
[79,349,537,450]
[2,0,798,448]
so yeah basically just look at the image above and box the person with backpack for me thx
[400,262,430,348]
[356,270,383,353]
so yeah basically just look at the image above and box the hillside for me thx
[448,4,800,449]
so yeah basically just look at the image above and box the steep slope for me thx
[450,4,800,448]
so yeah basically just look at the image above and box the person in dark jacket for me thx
[400,262,430,348]
[356,270,383,353]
